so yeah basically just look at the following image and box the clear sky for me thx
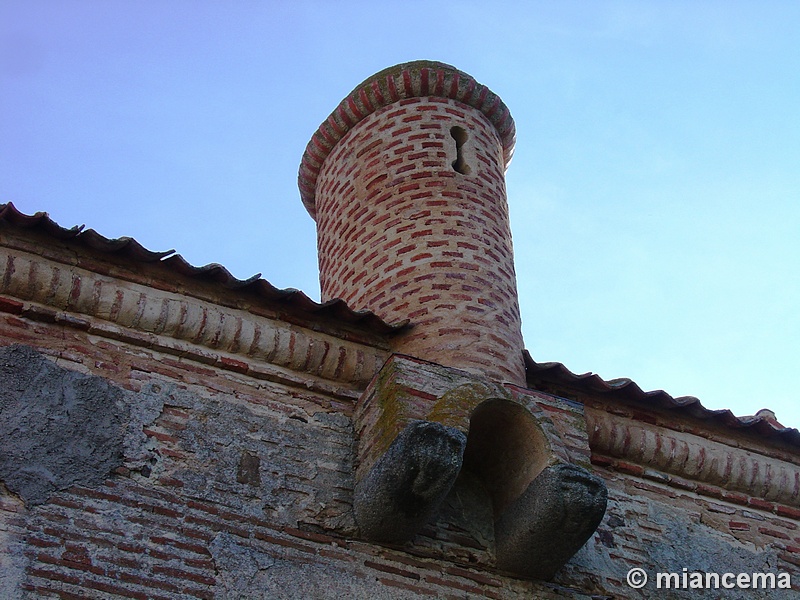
[2,1,798,427]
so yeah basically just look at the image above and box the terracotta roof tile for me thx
[524,350,800,447]
[0,202,406,334]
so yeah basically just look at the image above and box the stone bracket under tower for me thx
[352,355,608,581]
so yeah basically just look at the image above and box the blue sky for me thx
[2,1,798,427]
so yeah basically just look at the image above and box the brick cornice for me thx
[298,60,516,219]
[0,245,389,389]
[587,408,800,508]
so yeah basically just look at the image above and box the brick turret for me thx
[299,61,524,385]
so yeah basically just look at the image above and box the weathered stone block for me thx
[495,463,608,580]
[354,420,466,542]
[0,344,127,505]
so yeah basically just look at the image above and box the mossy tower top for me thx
[298,60,516,219]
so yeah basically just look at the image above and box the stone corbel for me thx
[352,355,607,580]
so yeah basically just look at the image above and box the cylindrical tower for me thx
[299,61,524,385]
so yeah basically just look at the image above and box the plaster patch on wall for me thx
[0,345,172,506]
[208,532,419,599]
[0,344,128,505]
[209,532,275,596]
[123,382,168,467]
[124,381,196,483]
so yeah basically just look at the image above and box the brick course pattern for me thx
[304,61,525,385]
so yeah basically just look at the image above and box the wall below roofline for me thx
[1,225,799,597]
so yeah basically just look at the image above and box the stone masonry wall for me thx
[0,312,590,599]
[1,301,799,598]
[0,236,595,599]
[2,218,799,598]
